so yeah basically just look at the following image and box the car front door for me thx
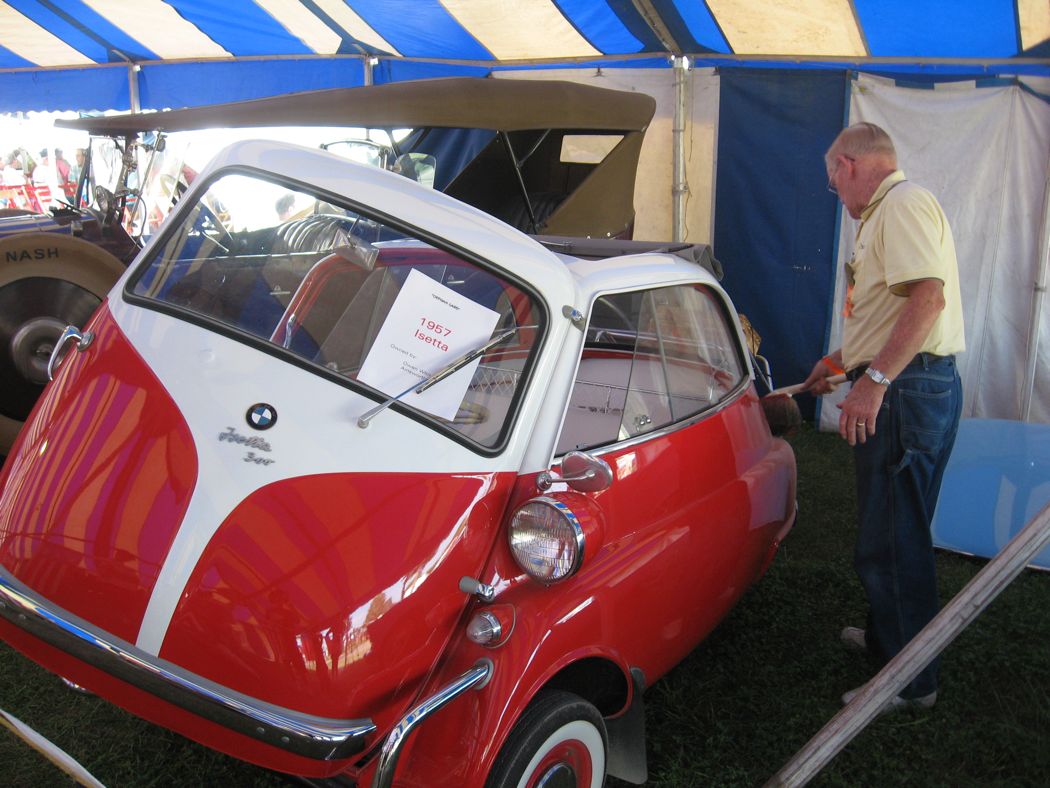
[553,283,789,678]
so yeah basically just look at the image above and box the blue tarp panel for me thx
[0,66,131,113]
[139,59,367,109]
[932,419,1050,570]
[713,68,847,416]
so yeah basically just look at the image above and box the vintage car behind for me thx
[0,140,794,787]
[0,77,655,455]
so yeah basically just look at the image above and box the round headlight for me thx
[508,497,584,584]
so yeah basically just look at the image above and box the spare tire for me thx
[0,233,125,454]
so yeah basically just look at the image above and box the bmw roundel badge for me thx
[246,403,277,430]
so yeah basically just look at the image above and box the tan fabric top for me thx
[58,78,657,136]
[841,170,966,371]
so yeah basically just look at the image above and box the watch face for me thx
[866,367,889,385]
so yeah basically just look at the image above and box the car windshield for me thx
[129,170,544,449]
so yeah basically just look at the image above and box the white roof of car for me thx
[560,252,722,298]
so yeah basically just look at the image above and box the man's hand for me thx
[801,357,843,395]
[836,375,885,445]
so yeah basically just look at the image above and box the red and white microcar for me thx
[0,140,795,787]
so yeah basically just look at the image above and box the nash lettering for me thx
[5,248,60,263]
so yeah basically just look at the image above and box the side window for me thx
[555,284,745,455]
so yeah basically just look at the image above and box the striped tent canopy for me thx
[1,0,1048,112]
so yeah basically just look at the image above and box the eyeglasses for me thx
[827,155,854,195]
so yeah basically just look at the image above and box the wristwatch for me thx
[865,366,892,386]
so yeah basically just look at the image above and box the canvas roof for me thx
[0,0,1046,112]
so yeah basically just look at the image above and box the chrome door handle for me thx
[47,325,94,381]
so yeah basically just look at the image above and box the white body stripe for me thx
[115,298,523,654]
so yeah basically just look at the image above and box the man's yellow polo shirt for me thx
[842,170,966,371]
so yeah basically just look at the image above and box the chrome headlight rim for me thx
[508,495,585,585]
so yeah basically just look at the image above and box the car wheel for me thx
[0,234,124,454]
[486,690,607,788]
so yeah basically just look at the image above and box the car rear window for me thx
[129,171,544,449]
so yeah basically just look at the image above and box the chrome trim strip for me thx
[0,567,375,760]
[372,659,493,788]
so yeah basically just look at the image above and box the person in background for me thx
[70,148,86,183]
[19,148,36,179]
[2,151,26,186]
[55,148,75,200]
[1,151,28,209]
[32,148,59,211]
[275,192,296,221]
[802,122,965,713]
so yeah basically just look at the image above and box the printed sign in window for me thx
[358,268,500,420]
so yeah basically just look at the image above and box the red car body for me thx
[0,140,794,787]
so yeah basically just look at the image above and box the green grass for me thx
[2,425,1048,786]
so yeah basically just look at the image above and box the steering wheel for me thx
[196,199,235,253]
[93,185,117,227]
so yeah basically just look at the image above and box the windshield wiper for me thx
[357,327,519,429]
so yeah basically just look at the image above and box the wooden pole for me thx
[766,499,1050,788]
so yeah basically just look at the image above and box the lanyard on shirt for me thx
[843,179,907,318]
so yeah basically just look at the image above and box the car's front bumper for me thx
[0,566,375,761]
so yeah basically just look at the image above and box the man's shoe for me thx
[841,686,937,714]
[840,626,867,653]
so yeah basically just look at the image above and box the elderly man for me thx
[803,122,965,712]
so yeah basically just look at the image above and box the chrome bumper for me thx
[0,567,375,760]
[372,658,493,788]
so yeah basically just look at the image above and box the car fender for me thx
[362,578,634,788]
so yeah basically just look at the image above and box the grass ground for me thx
[1,424,1048,786]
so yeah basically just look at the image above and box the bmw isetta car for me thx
[0,139,795,786]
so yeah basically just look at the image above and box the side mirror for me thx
[536,451,613,493]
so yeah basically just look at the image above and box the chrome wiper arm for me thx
[357,327,518,429]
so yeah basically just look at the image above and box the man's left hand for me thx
[836,376,885,445]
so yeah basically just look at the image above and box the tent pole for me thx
[672,56,689,242]
[127,64,141,113]
[1021,161,1050,422]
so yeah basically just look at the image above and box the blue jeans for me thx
[852,353,962,699]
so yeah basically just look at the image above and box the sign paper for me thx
[358,268,501,420]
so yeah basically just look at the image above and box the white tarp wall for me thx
[495,67,720,245]
[820,73,1050,430]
